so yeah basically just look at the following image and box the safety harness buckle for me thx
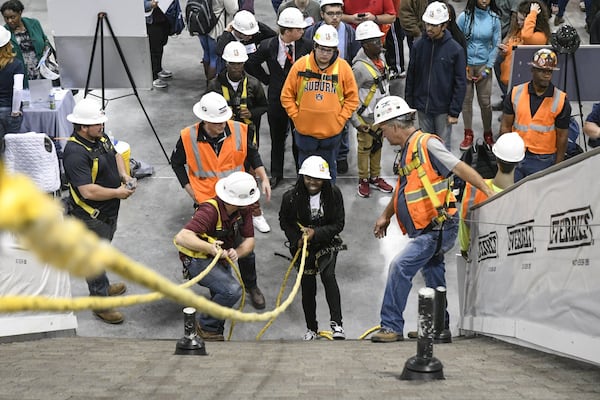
[90,209,100,219]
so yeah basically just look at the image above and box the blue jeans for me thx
[81,217,117,296]
[337,123,349,161]
[0,107,23,139]
[199,35,219,70]
[515,151,556,182]
[379,217,458,334]
[417,111,452,151]
[294,130,342,183]
[185,257,242,333]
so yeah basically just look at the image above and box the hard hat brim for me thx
[66,113,108,125]
[215,178,260,206]
[529,62,560,71]
[233,24,259,35]
[192,102,233,123]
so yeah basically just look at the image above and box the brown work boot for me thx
[93,309,124,324]
[196,325,224,341]
[370,328,404,343]
[108,282,127,296]
[246,286,266,309]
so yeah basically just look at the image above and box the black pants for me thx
[301,252,342,332]
[146,21,169,80]
[267,101,297,178]
[80,216,117,296]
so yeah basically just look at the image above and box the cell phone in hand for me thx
[358,13,366,17]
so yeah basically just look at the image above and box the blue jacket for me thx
[405,30,466,118]
[457,7,501,68]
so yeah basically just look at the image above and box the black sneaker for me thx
[337,159,348,174]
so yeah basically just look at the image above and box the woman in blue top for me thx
[0,25,24,143]
[1,0,50,86]
[457,0,501,150]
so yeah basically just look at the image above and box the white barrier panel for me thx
[461,149,600,366]
[0,233,78,337]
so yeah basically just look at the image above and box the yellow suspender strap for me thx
[296,57,343,106]
[222,79,255,146]
[356,61,380,126]
[67,136,101,219]
[174,199,222,259]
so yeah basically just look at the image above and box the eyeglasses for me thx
[324,11,343,17]
[315,45,336,54]
[424,22,443,28]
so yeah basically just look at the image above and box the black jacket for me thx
[245,35,313,102]
[279,178,345,257]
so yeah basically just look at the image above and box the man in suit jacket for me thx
[245,8,312,189]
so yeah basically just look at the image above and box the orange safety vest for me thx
[460,179,492,226]
[394,131,457,235]
[511,83,566,155]
[181,120,248,202]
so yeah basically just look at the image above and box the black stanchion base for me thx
[399,356,445,380]
[434,329,452,344]
[174,336,207,356]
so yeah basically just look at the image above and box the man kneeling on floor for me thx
[174,172,260,341]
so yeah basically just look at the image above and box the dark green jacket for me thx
[4,17,49,85]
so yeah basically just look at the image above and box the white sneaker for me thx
[252,214,270,233]
[152,79,167,88]
[330,321,345,340]
[303,329,318,341]
[158,69,173,79]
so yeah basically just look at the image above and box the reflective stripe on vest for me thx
[394,132,457,233]
[186,122,244,179]
[296,56,344,106]
[511,83,566,154]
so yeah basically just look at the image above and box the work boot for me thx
[196,325,224,341]
[93,309,124,324]
[407,328,452,343]
[337,159,348,174]
[483,131,495,146]
[460,129,474,151]
[247,286,266,309]
[370,328,403,343]
[108,282,127,296]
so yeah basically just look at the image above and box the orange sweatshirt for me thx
[500,11,548,86]
[280,53,359,139]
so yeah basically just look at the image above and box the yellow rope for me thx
[358,325,381,340]
[0,165,306,326]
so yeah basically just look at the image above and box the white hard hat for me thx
[232,10,259,35]
[222,41,248,63]
[422,1,449,25]
[373,96,416,126]
[299,155,331,180]
[193,92,233,123]
[355,21,384,41]
[39,59,60,80]
[0,26,11,47]
[215,171,260,206]
[278,7,308,28]
[313,24,339,47]
[492,132,525,163]
[67,98,108,125]
[320,0,344,8]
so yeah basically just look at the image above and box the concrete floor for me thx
[20,0,594,341]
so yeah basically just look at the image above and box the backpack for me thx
[186,0,223,36]
[453,140,497,202]
[165,0,185,36]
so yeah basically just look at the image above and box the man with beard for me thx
[500,48,571,181]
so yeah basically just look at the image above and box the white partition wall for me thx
[460,149,600,366]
